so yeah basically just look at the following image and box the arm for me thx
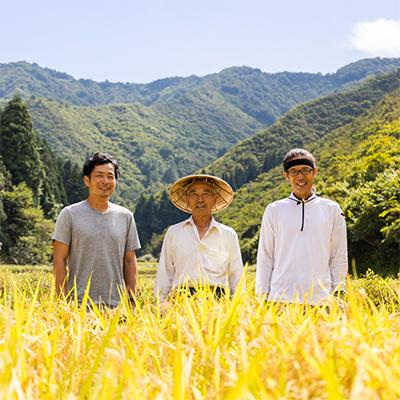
[53,240,69,297]
[123,249,138,298]
[154,230,175,302]
[228,231,244,294]
[329,205,348,293]
[256,206,275,297]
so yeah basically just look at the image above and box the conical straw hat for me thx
[169,174,234,213]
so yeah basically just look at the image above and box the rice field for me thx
[0,263,399,399]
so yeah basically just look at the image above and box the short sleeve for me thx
[52,208,72,246]
[126,213,141,252]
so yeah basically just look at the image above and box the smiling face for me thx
[284,158,318,200]
[186,181,217,219]
[84,163,116,199]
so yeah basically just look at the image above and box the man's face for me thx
[84,163,116,198]
[284,158,318,199]
[186,182,217,218]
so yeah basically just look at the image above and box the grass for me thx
[0,263,399,398]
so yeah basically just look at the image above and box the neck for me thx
[192,215,212,239]
[86,195,110,212]
[293,191,314,201]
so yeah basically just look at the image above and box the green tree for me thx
[0,96,45,205]
[2,183,54,264]
[0,157,12,257]
[39,138,66,218]
[60,159,87,205]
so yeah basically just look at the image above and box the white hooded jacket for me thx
[256,193,348,304]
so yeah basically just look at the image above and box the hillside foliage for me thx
[139,73,400,275]
[218,89,400,274]
[0,60,399,272]
[2,59,400,206]
[0,97,83,263]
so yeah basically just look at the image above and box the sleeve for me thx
[52,208,72,246]
[154,229,175,301]
[256,205,275,297]
[125,213,141,252]
[228,230,244,294]
[329,204,348,292]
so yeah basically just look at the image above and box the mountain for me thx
[2,58,400,207]
[205,69,400,188]
[1,59,399,271]
[217,86,400,274]
[26,94,261,207]
[2,57,400,121]
[138,70,400,274]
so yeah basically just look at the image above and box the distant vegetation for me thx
[0,58,399,273]
[140,70,400,275]
[217,85,400,274]
[2,58,400,207]
[0,96,85,264]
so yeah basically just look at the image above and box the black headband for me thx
[283,158,315,171]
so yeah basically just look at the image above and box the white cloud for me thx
[350,19,400,56]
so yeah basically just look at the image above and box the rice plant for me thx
[0,265,399,399]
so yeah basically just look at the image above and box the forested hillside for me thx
[27,96,261,207]
[1,58,400,207]
[205,70,400,188]
[137,71,400,247]
[0,59,399,271]
[218,88,400,274]
[138,71,400,274]
[2,58,400,111]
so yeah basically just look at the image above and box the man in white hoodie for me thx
[256,148,348,304]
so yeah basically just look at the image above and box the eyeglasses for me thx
[287,167,314,177]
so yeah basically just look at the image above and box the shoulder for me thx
[213,220,239,240]
[264,197,291,214]
[57,201,86,219]
[268,198,291,208]
[167,219,190,234]
[64,200,88,213]
[315,197,342,210]
[314,197,345,219]
[109,203,133,217]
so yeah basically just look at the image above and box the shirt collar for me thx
[289,191,318,204]
[184,216,222,232]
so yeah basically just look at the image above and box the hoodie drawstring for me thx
[289,195,317,231]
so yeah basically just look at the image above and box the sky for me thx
[1,0,400,83]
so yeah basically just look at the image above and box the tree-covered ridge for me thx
[137,70,400,273]
[27,94,261,207]
[205,69,400,189]
[1,58,400,208]
[2,58,400,125]
[218,89,400,274]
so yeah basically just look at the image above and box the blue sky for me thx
[1,0,400,83]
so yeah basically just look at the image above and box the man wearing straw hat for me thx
[154,174,244,301]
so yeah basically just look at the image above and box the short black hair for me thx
[83,152,120,179]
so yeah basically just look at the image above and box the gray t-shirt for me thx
[52,200,141,306]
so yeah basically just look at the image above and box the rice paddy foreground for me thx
[0,264,399,399]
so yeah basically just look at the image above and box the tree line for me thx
[0,96,86,263]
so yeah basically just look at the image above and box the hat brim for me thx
[169,174,234,213]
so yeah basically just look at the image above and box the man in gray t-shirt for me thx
[52,152,141,307]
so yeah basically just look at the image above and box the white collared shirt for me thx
[154,216,244,301]
[256,193,348,304]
